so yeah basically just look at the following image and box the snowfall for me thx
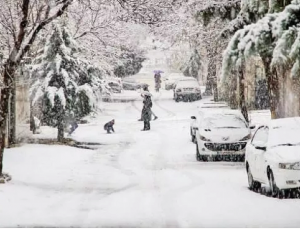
[1,58,300,227]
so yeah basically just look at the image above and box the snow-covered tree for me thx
[0,0,72,180]
[30,21,101,141]
[222,0,300,118]
[182,48,202,79]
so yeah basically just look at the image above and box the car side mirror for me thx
[191,116,196,120]
[250,125,256,130]
[255,146,266,151]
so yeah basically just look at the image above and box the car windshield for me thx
[201,114,247,129]
[269,127,300,148]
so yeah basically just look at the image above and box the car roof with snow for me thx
[266,117,300,148]
[176,79,200,88]
[177,77,197,82]
[167,73,184,78]
[198,102,229,109]
[269,117,300,129]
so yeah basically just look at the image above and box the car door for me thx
[251,126,269,182]
[247,127,263,179]
[255,127,269,181]
[246,127,260,178]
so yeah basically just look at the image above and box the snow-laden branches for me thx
[222,1,300,81]
[0,0,72,63]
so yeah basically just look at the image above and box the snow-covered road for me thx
[1,92,300,227]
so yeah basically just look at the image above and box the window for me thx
[252,126,269,147]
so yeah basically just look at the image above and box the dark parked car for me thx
[122,78,148,91]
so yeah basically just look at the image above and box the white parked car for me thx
[174,78,202,102]
[193,110,253,162]
[190,102,230,142]
[245,117,300,196]
[107,79,122,93]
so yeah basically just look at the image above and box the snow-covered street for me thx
[1,92,300,227]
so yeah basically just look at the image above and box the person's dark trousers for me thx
[107,127,113,133]
[69,124,78,135]
[143,120,150,130]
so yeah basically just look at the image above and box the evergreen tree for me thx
[182,49,202,79]
[30,20,99,141]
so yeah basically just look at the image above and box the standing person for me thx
[141,94,152,131]
[154,72,162,92]
[104,119,115,134]
[138,85,158,121]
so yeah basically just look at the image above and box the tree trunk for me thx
[262,57,281,119]
[57,106,65,142]
[30,104,36,134]
[8,81,16,145]
[213,79,218,102]
[0,62,15,176]
[238,59,249,123]
[204,59,216,96]
[229,70,238,109]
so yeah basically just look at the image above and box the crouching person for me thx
[104,119,115,134]
[69,119,78,135]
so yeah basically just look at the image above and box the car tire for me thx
[192,135,196,143]
[175,97,179,102]
[183,96,189,102]
[268,169,280,197]
[247,165,261,191]
[196,144,201,161]
[190,128,195,142]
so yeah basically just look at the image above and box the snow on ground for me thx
[1,89,300,227]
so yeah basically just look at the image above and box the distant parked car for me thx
[122,78,148,91]
[174,78,202,102]
[190,102,230,143]
[245,117,300,197]
[107,79,122,93]
[164,73,185,90]
[193,110,254,162]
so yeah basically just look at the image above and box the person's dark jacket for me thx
[142,95,152,122]
[104,120,115,132]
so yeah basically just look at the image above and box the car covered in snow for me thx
[106,78,122,93]
[164,73,185,90]
[190,102,230,142]
[174,78,202,102]
[245,117,300,196]
[122,77,148,91]
[193,110,253,161]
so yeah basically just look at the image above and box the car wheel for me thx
[196,144,201,161]
[175,97,179,102]
[183,96,189,102]
[268,169,279,197]
[247,165,261,191]
[192,135,196,143]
